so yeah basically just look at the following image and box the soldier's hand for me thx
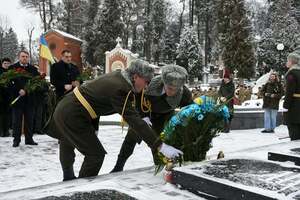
[270,94,275,98]
[159,143,183,159]
[220,97,226,102]
[64,84,73,91]
[265,93,271,97]
[19,89,26,96]
[72,81,80,87]
[142,117,152,127]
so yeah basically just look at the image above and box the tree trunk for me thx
[179,0,185,37]
[48,0,53,30]
[144,0,152,62]
[28,27,34,60]
[42,0,47,32]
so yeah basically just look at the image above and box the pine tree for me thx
[217,0,255,79]
[93,0,124,67]
[176,27,202,81]
[258,0,299,75]
[56,0,88,37]
[2,28,18,61]
[19,41,26,51]
[151,0,167,64]
[82,0,100,66]
[162,21,180,64]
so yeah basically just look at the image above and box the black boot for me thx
[63,167,76,181]
[12,141,19,147]
[110,158,126,173]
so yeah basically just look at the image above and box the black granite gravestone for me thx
[268,147,300,166]
[172,159,300,200]
[36,189,137,200]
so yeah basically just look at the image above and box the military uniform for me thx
[50,70,162,180]
[283,65,300,140]
[112,74,192,172]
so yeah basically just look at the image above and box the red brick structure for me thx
[39,29,82,75]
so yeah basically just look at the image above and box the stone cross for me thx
[116,37,122,48]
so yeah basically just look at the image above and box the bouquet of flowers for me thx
[156,95,230,173]
[76,66,95,82]
[0,68,31,87]
[25,74,49,94]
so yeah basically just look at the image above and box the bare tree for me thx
[20,0,56,32]
[27,26,35,60]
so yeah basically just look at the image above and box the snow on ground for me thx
[0,115,290,196]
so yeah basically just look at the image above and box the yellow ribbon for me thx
[121,90,136,133]
[73,87,97,119]
[140,89,152,115]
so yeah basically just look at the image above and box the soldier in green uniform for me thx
[49,60,183,181]
[283,53,300,140]
[111,65,193,173]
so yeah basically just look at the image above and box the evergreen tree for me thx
[176,27,202,81]
[93,0,124,67]
[217,0,255,79]
[258,0,299,75]
[56,0,88,37]
[151,0,167,64]
[82,0,100,66]
[2,28,18,62]
[19,41,26,52]
[130,0,146,57]
[162,21,180,64]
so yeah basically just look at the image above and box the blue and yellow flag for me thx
[39,35,55,64]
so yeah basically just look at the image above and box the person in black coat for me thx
[0,58,12,137]
[9,51,39,147]
[218,69,235,133]
[50,50,80,101]
[283,53,300,140]
[261,72,283,133]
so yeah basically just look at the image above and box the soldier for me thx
[111,65,193,172]
[9,51,40,147]
[0,58,11,137]
[283,53,300,140]
[49,60,183,181]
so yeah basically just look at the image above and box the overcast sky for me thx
[0,0,41,42]
[0,0,266,44]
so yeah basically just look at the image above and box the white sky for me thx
[0,0,42,42]
[0,0,266,44]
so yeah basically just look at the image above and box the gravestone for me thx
[268,146,300,166]
[172,159,300,200]
[36,189,137,200]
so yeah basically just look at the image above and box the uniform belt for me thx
[73,87,97,119]
[293,93,300,98]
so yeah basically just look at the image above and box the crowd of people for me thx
[1,48,300,181]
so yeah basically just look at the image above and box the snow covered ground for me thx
[0,116,290,198]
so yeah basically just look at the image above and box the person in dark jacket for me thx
[111,65,193,173]
[283,53,300,140]
[261,72,283,133]
[49,59,183,181]
[0,58,12,137]
[9,51,40,147]
[50,50,80,100]
[218,69,235,133]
